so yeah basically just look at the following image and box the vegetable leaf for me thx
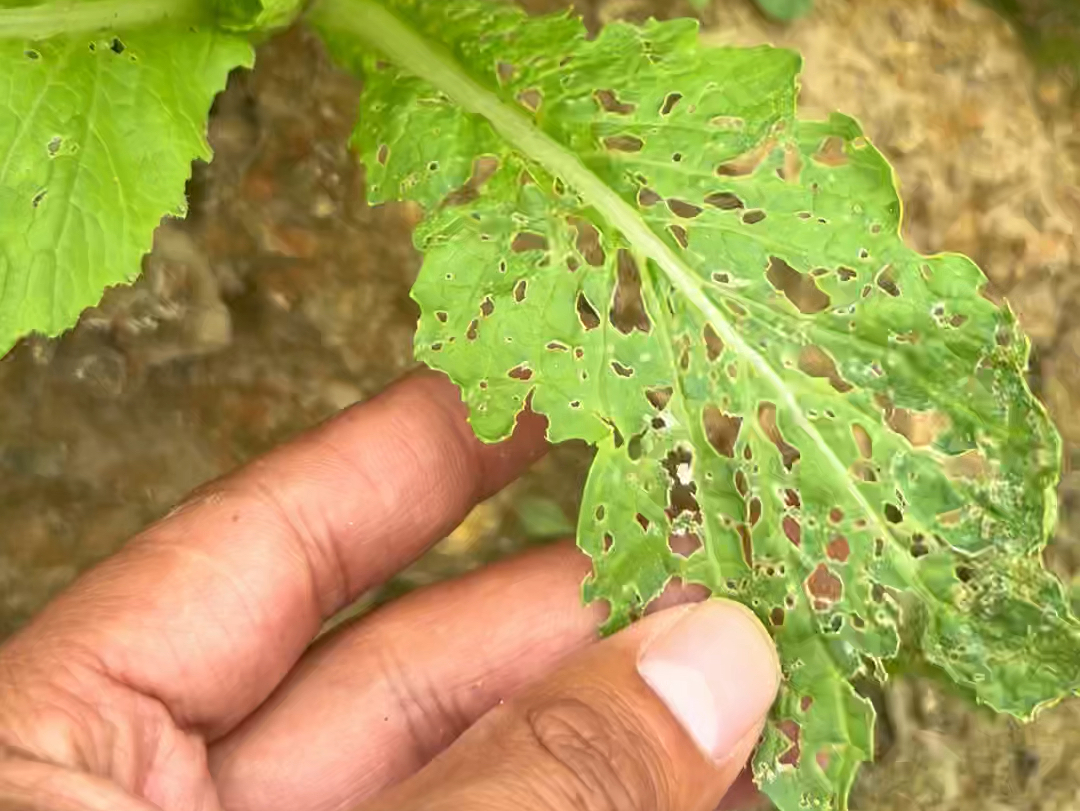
[314,1,1079,808]
[689,0,813,22]
[753,0,813,22]
[0,2,252,357]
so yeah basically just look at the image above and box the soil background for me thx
[1,1,1079,808]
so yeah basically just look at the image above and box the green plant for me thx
[2,1,1077,809]
[691,0,813,23]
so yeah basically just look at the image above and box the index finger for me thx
[2,372,548,739]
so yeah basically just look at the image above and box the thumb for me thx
[363,599,780,811]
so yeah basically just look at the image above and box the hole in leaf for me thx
[801,696,813,713]
[669,532,702,558]
[703,406,741,458]
[442,155,499,206]
[660,92,682,115]
[829,508,843,523]
[712,272,730,284]
[749,497,762,526]
[672,152,683,162]
[877,265,901,297]
[716,141,771,176]
[766,257,831,314]
[466,319,479,341]
[546,341,568,352]
[884,503,903,524]
[779,721,801,767]
[611,361,634,377]
[508,365,533,381]
[911,534,929,558]
[784,516,802,547]
[813,136,849,167]
[571,217,606,267]
[511,232,547,253]
[377,144,389,165]
[663,448,700,519]
[595,504,606,521]
[594,89,635,114]
[734,470,748,497]
[25,49,40,60]
[669,224,688,248]
[742,209,767,225]
[837,266,857,281]
[797,346,853,393]
[604,135,644,152]
[852,424,873,458]
[785,489,801,508]
[110,38,125,54]
[514,279,528,302]
[603,533,614,552]
[576,293,601,330]
[496,61,515,83]
[611,250,651,334]
[703,324,724,361]
[705,191,745,210]
[739,525,753,566]
[826,535,850,562]
[31,189,46,208]
[480,297,494,317]
[647,387,673,410]
[759,403,801,470]
[667,198,702,219]
[771,607,786,626]
[635,513,650,532]
[885,406,949,447]
[807,564,843,608]
[517,88,542,112]
[638,187,661,207]
[435,311,448,323]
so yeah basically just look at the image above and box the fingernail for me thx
[637,600,779,761]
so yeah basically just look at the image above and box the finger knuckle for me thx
[521,696,668,811]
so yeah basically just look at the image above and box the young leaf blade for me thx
[313,1,1079,807]
[0,15,251,356]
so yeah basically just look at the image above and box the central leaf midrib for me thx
[0,0,202,40]
[322,0,920,588]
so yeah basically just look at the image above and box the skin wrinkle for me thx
[92,534,287,733]
[375,627,478,769]
[245,475,345,619]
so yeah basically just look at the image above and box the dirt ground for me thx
[1,1,1078,808]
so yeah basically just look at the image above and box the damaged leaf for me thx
[314,1,1077,809]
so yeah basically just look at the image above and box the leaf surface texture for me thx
[324,1,1079,808]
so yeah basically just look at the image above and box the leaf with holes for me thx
[0,1,256,357]
[313,1,1078,808]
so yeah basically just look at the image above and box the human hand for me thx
[0,373,779,811]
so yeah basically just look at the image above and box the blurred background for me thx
[1,0,1079,807]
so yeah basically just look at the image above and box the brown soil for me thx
[1,1,1078,808]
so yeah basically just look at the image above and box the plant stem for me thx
[0,0,203,40]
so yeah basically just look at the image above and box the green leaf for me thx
[217,0,306,31]
[754,0,813,22]
[312,1,1078,808]
[0,2,251,356]
[516,495,576,540]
